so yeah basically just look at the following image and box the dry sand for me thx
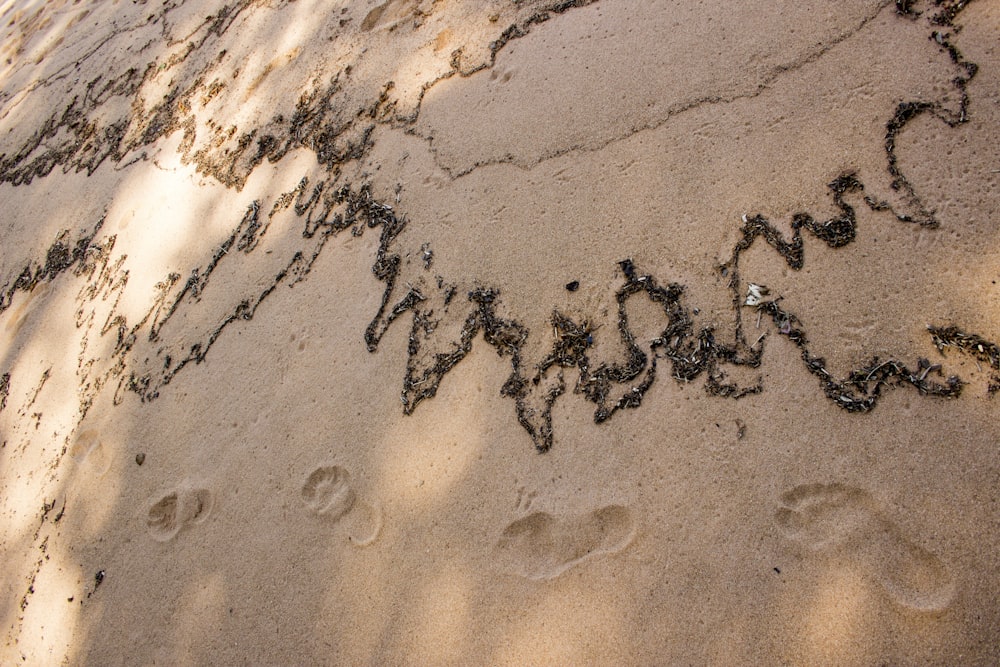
[1,0,999,664]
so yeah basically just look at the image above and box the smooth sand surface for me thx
[1,0,999,664]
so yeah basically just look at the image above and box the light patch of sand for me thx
[0,0,999,664]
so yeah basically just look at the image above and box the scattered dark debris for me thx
[753,299,963,412]
[0,220,106,317]
[736,419,746,441]
[22,166,995,453]
[18,537,48,613]
[0,372,8,412]
[0,0,602,189]
[896,0,919,17]
[565,280,579,292]
[87,570,106,599]
[928,326,1000,370]
[135,452,146,465]
[41,499,60,524]
[0,0,988,454]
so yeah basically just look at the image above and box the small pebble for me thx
[135,453,145,466]
[565,280,579,292]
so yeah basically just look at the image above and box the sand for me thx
[1,0,999,663]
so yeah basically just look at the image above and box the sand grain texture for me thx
[1,0,999,664]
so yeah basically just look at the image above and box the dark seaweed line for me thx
[0,0,995,453]
[0,0,603,419]
[0,372,9,413]
[0,0,600,191]
[0,0,604,322]
[0,1,258,187]
[359,0,994,450]
[80,176,370,411]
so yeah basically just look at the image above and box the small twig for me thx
[865,360,892,382]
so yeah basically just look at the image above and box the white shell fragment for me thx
[745,283,769,306]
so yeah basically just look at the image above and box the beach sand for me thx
[1,0,999,663]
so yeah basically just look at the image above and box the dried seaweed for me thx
[0,0,993,453]
[0,372,9,413]
[928,326,1000,370]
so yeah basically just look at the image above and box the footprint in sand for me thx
[69,429,112,476]
[301,465,381,547]
[494,505,636,581]
[776,483,955,612]
[146,486,214,542]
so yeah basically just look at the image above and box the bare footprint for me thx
[146,486,214,542]
[494,505,635,581]
[69,429,112,476]
[302,465,356,520]
[301,465,381,547]
[776,483,955,612]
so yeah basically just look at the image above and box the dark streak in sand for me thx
[0,0,994,452]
